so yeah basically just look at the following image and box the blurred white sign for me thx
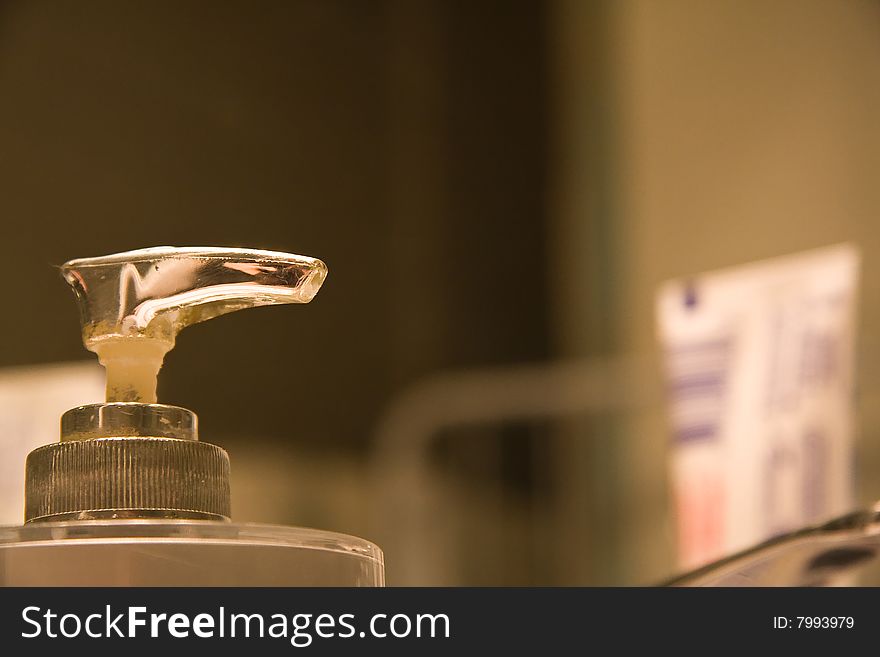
[657,244,859,569]
[0,361,104,524]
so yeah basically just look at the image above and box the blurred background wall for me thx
[0,0,877,584]
[609,0,880,582]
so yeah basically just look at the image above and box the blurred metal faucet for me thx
[372,354,875,586]
[667,504,880,586]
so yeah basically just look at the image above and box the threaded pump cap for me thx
[24,403,230,523]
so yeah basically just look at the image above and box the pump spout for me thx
[24,246,327,523]
[61,246,327,402]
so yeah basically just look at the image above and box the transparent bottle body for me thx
[0,520,384,586]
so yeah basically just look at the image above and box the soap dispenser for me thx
[0,247,384,586]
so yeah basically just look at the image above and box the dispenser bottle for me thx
[0,247,384,585]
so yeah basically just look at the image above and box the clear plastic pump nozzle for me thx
[23,246,327,523]
[61,246,327,403]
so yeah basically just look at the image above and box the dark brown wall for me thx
[0,0,548,451]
